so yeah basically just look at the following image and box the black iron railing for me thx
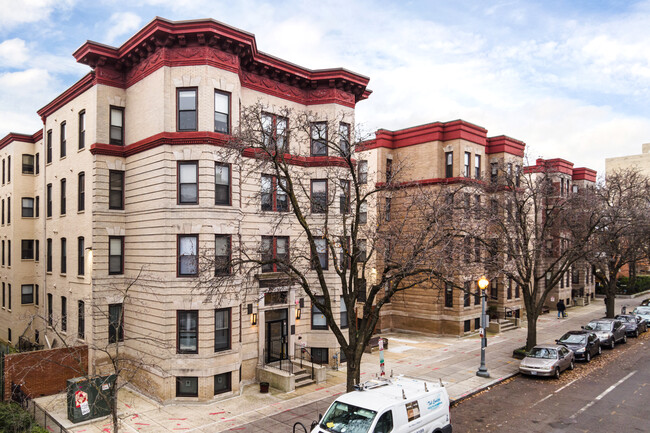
[262,349,293,374]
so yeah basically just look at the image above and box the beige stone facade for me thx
[0,18,370,403]
[605,143,650,177]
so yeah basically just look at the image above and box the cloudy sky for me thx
[1,0,649,174]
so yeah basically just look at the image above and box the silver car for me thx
[583,319,627,349]
[519,345,575,379]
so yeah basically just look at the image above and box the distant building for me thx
[605,143,650,177]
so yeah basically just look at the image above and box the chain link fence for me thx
[26,399,69,433]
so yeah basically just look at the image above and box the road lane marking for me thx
[570,371,637,419]
[555,379,577,394]
[531,394,553,407]
[531,378,578,407]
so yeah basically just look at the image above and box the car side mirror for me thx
[580,326,585,330]
[555,339,560,343]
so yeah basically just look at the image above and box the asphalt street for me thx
[451,330,650,432]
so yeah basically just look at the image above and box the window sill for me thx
[214,348,234,355]
[77,210,85,214]
[78,148,85,153]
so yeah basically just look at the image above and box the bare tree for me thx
[587,169,650,317]
[477,161,600,350]
[25,267,169,433]
[197,103,458,391]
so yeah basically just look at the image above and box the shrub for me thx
[0,402,47,433]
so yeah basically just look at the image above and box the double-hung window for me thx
[384,197,391,221]
[61,296,67,332]
[215,163,230,205]
[310,122,328,156]
[215,235,231,275]
[261,113,288,152]
[444,282,453,307]
[358,160,368,184]
[110,107,124,145]
[339,122,350,156]
[261,175,287,211]
[177,88,197,131]
[464,282,471,306]
[21,285,34,305]
[46,183,52,217]
[60,121,67,158]
[340,297,348,328]
[46,238,52,272]
[491,163,498,182]
[78,110,85,149]
[78,172,85,212]
[60,238,67,274]
[214,90,230,133]
[311,180,327,213]
[214,308,231,352]
[311,296,327,330]
[35,153,39,174]
[21,240,34,260]
[109,236,124,275]
[475,155,481,179]
[178,162,198,204]
[60,178,66,215]
[78,301,85,339]
[78,236,85,276]
[312,238,328,270]
[464,152,471,177]
[108,303,124,343]
[46,130,53,163]
[22,154,34,174]
[177,310,198,354]
[178,235,198,276]
[21,198,34,217]
[109,170,125,209]
[339,180,350,214]
[445,152,453,178]
[261,236,288,273]
[359,201,367,224]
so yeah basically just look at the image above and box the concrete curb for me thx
[450,371,520,407]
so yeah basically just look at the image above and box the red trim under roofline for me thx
[90,131,352,167]
[0,130,43,150]
[572,167,597,182]
[485,135,526,157]
[37,73,95,120]
[364,120,488,150]
[376,177,486,189]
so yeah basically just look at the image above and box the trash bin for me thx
[260,382,269,393]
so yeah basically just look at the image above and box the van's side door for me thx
[373,410,393,433]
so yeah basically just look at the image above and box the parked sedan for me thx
[583,319,627,349]
[556,331,601,362]
[632,306,650,323]
[519,345,575,378]
[615,314,648,337]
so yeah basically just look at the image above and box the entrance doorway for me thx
[265,309,288,363]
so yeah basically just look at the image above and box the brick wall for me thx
[4,345,88,401]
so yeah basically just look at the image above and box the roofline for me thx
[0,130,43,150]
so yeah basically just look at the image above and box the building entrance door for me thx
[265,309,288,363]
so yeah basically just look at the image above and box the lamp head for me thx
[478,276,489,291]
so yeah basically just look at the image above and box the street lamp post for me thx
[476,276,490,378]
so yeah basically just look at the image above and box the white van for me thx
[311,376,452,433]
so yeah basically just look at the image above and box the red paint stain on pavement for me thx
[210,411,226,415]
[135,423,150,426]
[170,418,188,421]
[315,387,325,391]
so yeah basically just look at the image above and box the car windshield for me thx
[634,307,650,315]
[616,316,635,323]
[559,334,585,344]
[320,401,377,433]
[585,322,611,331]
[527,348,557,359]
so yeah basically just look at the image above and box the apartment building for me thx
[0,17,370,403]
[358,121,527,335]
[524,158,597,308]
[605,143,650,177]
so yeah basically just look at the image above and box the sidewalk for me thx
[36,297,636,432]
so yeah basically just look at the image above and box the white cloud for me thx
[0,0,76,29]
[104,12,143,46]
[0,38,30,67]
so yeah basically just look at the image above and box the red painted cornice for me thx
[73,17,370,105]
[360,120,488,151]
[37,73,95,121]
[0,130,43,150]
[90,131,351,168]
[572,167,597,182]
[485,135,526,157]
[376,176,486,189]
[525,158,574,176]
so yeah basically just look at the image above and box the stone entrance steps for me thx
[294,367,315,388]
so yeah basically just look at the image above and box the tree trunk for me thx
[346,357,360,392]
[525,313,538,351]
[112,389,119,433]
[629,260,637,287]
[605,278,617,318]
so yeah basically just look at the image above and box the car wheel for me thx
[598,345,602,355]
[634,330,639,338]
[622,334,627,344]
[585,352,591,362]
[610,339,615,349]
[569,360,575,370]
[554,367,561,379]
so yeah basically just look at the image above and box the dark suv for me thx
[583,319,627,349]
